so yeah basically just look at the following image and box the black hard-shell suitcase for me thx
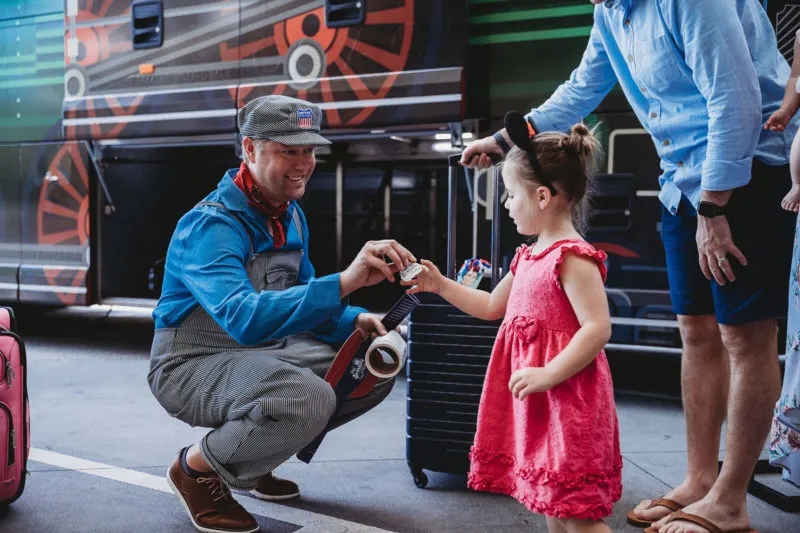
[406,154,503,488]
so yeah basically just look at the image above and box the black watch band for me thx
[697,201,728,218]
[493,131,511,154]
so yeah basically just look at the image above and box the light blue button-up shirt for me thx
[528,0,799,214]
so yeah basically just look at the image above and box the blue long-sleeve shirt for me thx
[528,0,799,215]
[153,168,366,346]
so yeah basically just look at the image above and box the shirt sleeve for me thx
[527,12,618,133]
[177,210,346,346]
[311,305,368,345]
[292,205,367,344]
[661,0,761,191]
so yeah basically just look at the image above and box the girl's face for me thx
[503,163,542,235]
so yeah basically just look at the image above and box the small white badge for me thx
[400,262,423,282]
[349,358,367,380]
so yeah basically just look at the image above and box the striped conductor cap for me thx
[238,95,331,146]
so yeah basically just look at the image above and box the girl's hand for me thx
[509,367,556,399]
[399,259,446,295]
[781,184,800,213]
[765,108,793,132]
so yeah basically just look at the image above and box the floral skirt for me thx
[771,212,800,486]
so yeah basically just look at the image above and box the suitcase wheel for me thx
[408,463,428,489]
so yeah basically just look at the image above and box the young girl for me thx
[402,113,622,533]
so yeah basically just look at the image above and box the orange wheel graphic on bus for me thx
[36,144,90,306]
[238,2,414,127]
[63,1,141,139]
[65,1,131,98]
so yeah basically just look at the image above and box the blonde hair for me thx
[241,138,267,162]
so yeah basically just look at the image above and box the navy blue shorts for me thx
[661,159,796,325]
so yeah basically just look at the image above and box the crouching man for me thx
[148,95,415,533]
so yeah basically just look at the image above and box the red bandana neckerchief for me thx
[233,162,289,248]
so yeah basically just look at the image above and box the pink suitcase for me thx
[0,306,29,505]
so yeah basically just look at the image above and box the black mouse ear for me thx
[504,112,531,150]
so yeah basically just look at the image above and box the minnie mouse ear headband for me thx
[503,111,558,196]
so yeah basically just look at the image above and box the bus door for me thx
[19,142,92,306]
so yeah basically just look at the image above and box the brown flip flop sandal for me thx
[626,497,685,527]
[642,510,757,533]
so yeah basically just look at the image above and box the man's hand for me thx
[340,240,417,298]
[354,313,389,339]
[697,214,747,285]
[508,367,556,400]
[460,133,504,169]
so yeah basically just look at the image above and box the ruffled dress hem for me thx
[468,447,623,520]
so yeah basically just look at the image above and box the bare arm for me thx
[437,271,514,321]
[544,253,612,385]
[402,259,513,321]
[766,36,800,133]
[782,37,800,115]
[461,13,617,169]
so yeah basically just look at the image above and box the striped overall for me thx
[148,203,393,489]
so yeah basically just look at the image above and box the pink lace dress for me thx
[467,239,623,520]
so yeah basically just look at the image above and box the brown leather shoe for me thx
[248,472,300,501]
[167,450,259,533]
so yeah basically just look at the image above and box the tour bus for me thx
[0,0,794,393]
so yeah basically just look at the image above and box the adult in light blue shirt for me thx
[463,2,796,533]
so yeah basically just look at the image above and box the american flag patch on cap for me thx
[297,109,313,129]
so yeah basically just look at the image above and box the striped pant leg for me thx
[328,378,395,430]
[153,333,395,488]
[159,346,338,490]
[276,334,396,431]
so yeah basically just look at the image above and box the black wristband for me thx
[493,131,511,154]
[697,201,728,218]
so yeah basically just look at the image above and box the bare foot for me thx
[631,480,711,523]
[781,185,800,213]
[649,496,750,533]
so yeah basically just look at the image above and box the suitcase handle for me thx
[447,154,502,288]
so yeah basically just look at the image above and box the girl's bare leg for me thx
[562,518,612,533]
[545,516,568,533]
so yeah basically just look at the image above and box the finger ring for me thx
[717,257,728,263]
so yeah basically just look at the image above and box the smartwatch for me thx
[697,201,728,218]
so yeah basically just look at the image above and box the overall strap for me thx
[291,206,304,245]
[196,201,255,260]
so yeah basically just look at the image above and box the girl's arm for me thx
[437,270,514,321]
[404,259,513,321]
[767,35,800,131]
[780,37,800,115]
[544,253,612,385]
